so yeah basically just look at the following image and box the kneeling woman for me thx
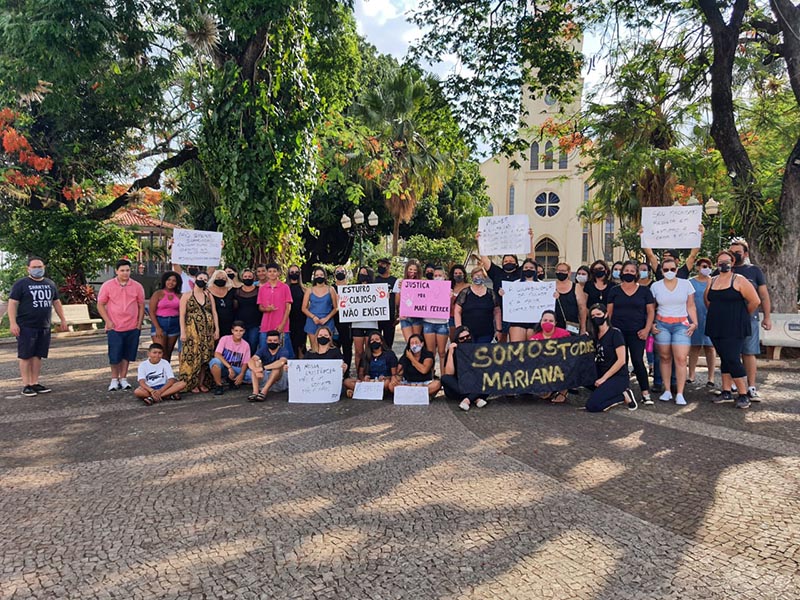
[442,326,489,411]
[585,304,638,412]
[389,333,441,396]
[344,331,398,397]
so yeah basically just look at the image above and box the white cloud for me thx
[359,0,400,26]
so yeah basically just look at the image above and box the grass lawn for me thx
[0,314,9,338]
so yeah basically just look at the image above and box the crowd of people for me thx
[8,230,772,413]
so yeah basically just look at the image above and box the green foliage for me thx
[401,235,464,268]
[0,253,27,298]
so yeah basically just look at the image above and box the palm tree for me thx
[353,70,450,255]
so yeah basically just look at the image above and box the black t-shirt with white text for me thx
[9,276,59,328]
[595,327,626,379]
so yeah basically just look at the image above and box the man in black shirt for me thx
[8,257,68,396]
[374,257,398,347]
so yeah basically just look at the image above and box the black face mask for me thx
[369,341,382,351]
[227,273,236,280]
[358,275,369,283]
[425,271,434,280]
[453,274,464,283]
[732,252,744,265]
[288,273,300,281]
[242,278,254,286]
[594,269,606,278]
[313,276,326,285]
[591,316,606,327]
[620,273,636,283]
[377,265,388,275]
[719,263,732,273]
[194,279,207,289]
[555,272,569,281]
[317,336,330,346]
[502,263,517,272]
[335,272,346,281]
[267,342,280,351]
[188,267,199,276]
[214,279,227,287]
[522,269,536,279]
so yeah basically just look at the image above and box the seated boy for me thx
[246,330,291,402]
[209,320,252,395]
[135,343,186,405]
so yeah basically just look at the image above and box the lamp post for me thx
[705,197,721,252]
[341,209,379,267]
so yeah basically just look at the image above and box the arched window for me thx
[530,142,539,170]
[509,185,515,214]
[535,238,559,279]
[559,148,568,169]
[534,191,560,218]
[544,141,554,169]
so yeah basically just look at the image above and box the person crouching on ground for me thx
[343,330,398,398]
[135,343,186,405]
[530,310,571,404]
[247,330,291,402]
[210,321,252,395]
[585,304,638,413]
[442,325,489,412]
[389,333,441,397]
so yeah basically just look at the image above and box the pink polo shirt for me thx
[257,280,292,332]
[98,277,145,332]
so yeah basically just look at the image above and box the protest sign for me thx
[337,284,390,323]
[478,215,531,256]
[640,206,702,249]
[456,336,597,395]
[399,279,451,319]
[171,228,223,266]
[288,360,342,404]
[393,385,430,406]
[353,381,385,400]
[501,281,556,324]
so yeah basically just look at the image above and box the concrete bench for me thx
[760,313,800,360]
[52,304,104,332]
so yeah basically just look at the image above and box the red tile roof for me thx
[110,209,177,229]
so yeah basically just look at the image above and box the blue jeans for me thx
[244,326,260,355]
[208,358,252,382]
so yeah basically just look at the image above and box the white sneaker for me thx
[659,390,673,402]
[475,398,487,408]
[119,379,132,390]
[108,379,119,391]
[675,393,687,406]
[747,386,761,401]
[459,399,470,411]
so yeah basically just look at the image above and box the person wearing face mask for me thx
[638,264,653,287]
[234,269,261,354]
[208,269,236,342]
[640,223,704,281]
[343,331,398,398]
[179,271,219,393]
[649,257,698,405]
[578,260,611,332]
[8,256,68,397]
[303,326,348,375]
[610,261,624,285]
[247,330,291,401]
[530,310,571,403]
[575,265,590,286]
[442,326,489,411]
[507,258,541,341]
[423,266,451,372]
[704,250,761,409]
[393,260,424,341]
[606,260,656,404]
[585,304,638,412]
[257,262,293,357]
[332,266,353,373]
[374,257,398,347]
[423,263,436,280]
[225,265,243,289]
[454,267,501,343]
[553,262,585,334]
[390,333,442,396]
[352,266,380,375]
[536,263,546,281]
[302,267,339,353]
[688,258,717,389]
[285,264,307,359]
[448,265,469,340]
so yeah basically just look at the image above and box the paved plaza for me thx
[1,334,799,599]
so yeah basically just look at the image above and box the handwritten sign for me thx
[502,281,556,323]
[393,385,430,406]
[478,215,531,256]
[171,228,223,266]
[288,360,342,404]
[456,336,596,395]
[337,284,390,323]
[353,381,385,400]
[640,206,702,249]
[399,280,451,319]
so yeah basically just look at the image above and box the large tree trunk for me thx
[392,216,400,256]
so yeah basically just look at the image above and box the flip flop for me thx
[142,396,153,406]
[551,392,568,404]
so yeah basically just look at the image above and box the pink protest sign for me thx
[399,279,451,319]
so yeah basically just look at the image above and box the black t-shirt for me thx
[305,347,343,361]
[234,287,261,329]
[9,276,59,328]
[487,263,535,311]
[213,289,236,336]
[595,327,626,378]
[455,287,499,339]
[375,275,398,319]
[399,347,435,382]
[607,285,655,333]
[733,264,766,290]
[289,283,306,323]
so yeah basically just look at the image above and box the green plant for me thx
[401,235,465,268]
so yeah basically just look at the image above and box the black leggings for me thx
[710,336,746,379]
[441,374,487,403]
[586,374,629,412]
[621,331,649,392]
[336,321,353,371]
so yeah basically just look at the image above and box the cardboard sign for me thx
[399,280,451,319]
[337,284,390,323]
[171,228,223,266]
[456,336,597,395]
[640,206,702,249]
[288,360,342,404]
[393,385,430,406]
[478,215,531,256]
[501,281,556,323]
[353,381,385,400]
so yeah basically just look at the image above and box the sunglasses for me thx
[457,336,472,342]
[663,267,677,273]
[717,262,731,267]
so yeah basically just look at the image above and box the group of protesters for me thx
[8,225,772,413]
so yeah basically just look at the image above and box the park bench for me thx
[760,313,800,360]
[51,304,104,332]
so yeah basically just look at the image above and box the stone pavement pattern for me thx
[0,336,798,599]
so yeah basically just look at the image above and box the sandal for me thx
[551,392,568,404]
[199,386,210,393]
[247,393,259,402]
[171,393,182,401]
[142,396,153,406]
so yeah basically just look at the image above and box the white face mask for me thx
[663,271,677,281]
[410,344,423,353]
[700,267,712,277]
[433,276,445,281]
[576,274,588,284]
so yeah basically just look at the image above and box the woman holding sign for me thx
[343,331,398,398]
[506,258,540,342]
[393,260,424,341]
[423,266,451,372]
[390,333,441,396]
[352,266,380,376]
[304,326,348,375]
[302,267,339,353]
[179,272,219,393]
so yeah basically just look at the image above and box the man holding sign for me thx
[639,208,705,281]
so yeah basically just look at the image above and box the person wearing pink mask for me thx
[530,309,571,403]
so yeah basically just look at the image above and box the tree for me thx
[400,235,465,267]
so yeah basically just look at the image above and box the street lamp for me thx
[341,210,379,267]
[704,197,721,251]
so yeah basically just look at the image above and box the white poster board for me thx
[288,360,342,404]
[502,281,556,323]
[393,385,430,406]
[353,381,385,400]
[171,228,223,266]
[478,215,531,256]
[640,206,702,249]
[337,284,390,323]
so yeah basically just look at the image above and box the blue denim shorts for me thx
[423,321,449,336]
[654,320,691,347]
[107,329,141,364]
[208,358,252,382]
[741,314,760,355]
[151,315,180,337]
[400,317,424,329]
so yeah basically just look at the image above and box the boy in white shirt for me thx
[135,343,186,405]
